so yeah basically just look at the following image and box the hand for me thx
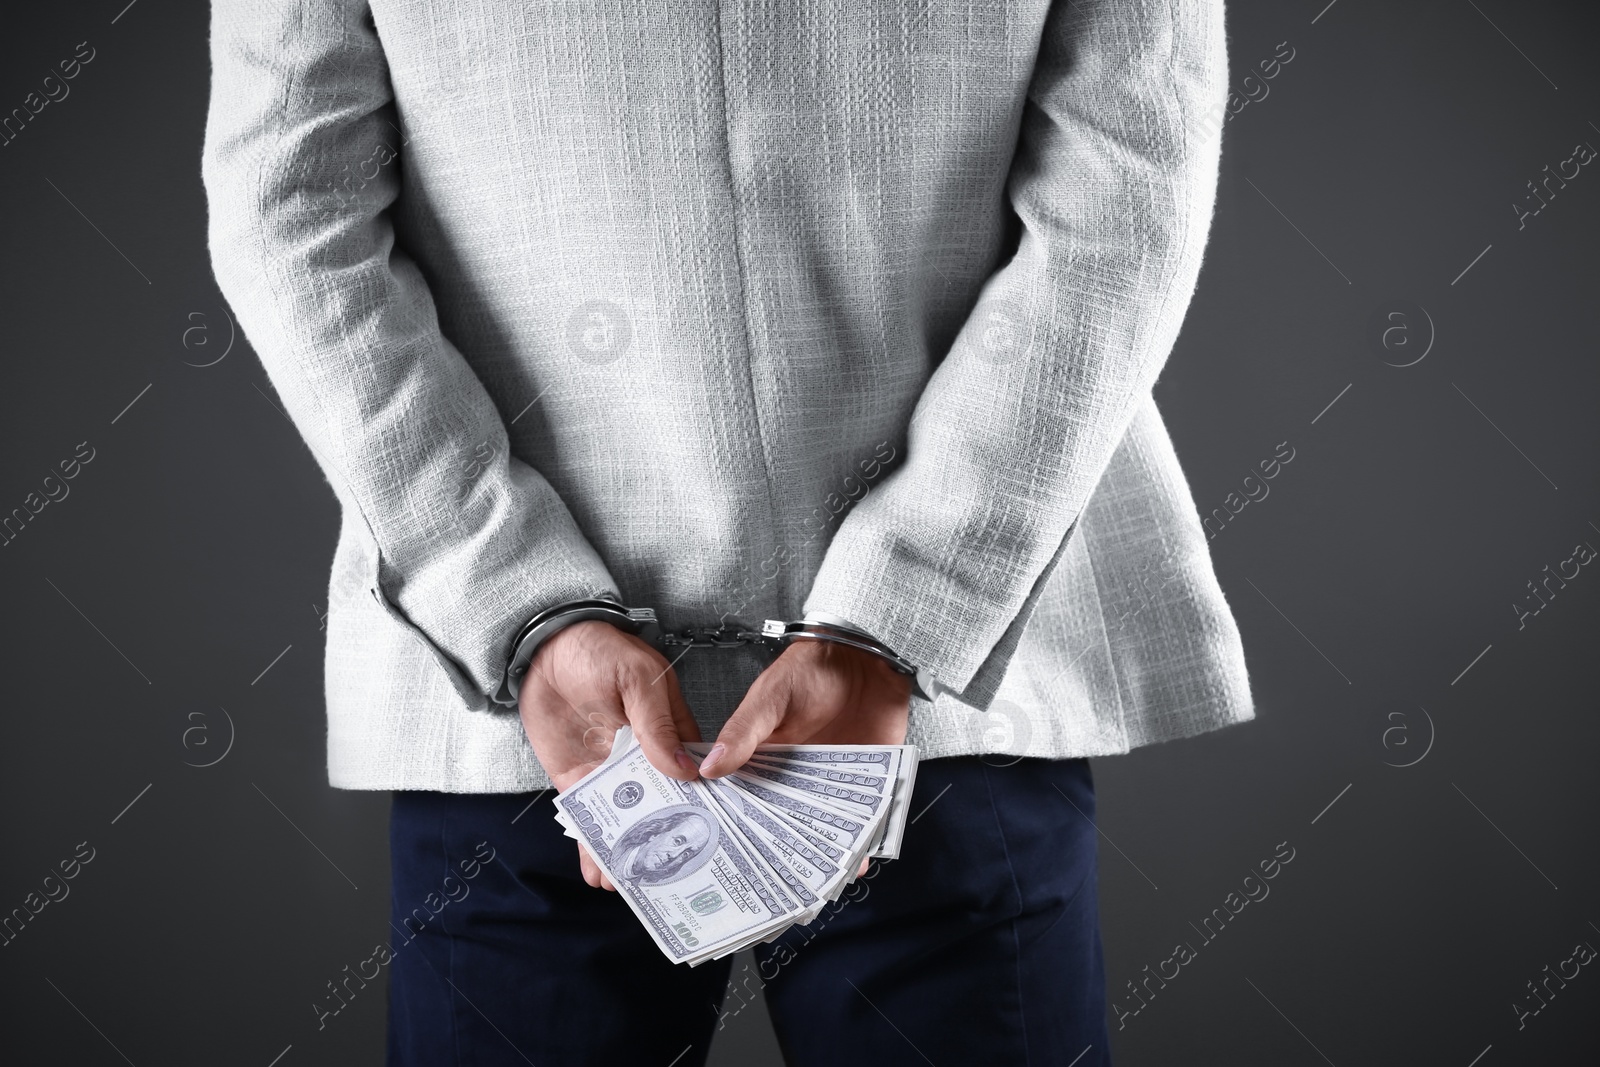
[699,633,912,778]
[517,620,702,891]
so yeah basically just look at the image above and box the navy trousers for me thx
[386,756,1110,1066]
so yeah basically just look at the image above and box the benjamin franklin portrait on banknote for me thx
[612,805,719,886]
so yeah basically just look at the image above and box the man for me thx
[202,0,1250,1063]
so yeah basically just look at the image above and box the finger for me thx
[577,844,600,889]
[700,671,791,778]
[858,857,870,879]
[663,666,702,744]
[616,649,700,781]
[578,846,617,892]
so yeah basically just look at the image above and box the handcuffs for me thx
[494,597,943,706]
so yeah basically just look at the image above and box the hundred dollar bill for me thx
[717,772,888,892]
[715,777,871,895]
[701,777,845,920]
[696,782,818,914]
[703,777,846,873]
[751,747,896,767]
[718,773,872,853]
[743,756,892,791]
[734,751,903,856]
[742,748,897,783]
[686,742,896,791]
[708,741,913,781]
[722,777,889,897]
[554,737,799,965]
[553,725,651,841]
[682,743,917,841]
[732,767,883,825]
[740,747,919,859]
[735,761,901,861]
[553,731,919,962]
[729,763,883,817]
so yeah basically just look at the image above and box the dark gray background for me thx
[2,1,1595,1064]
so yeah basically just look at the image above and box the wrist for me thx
[497,597,659,708]
[790,613,940,702]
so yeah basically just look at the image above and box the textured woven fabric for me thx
[201,0,1253,792]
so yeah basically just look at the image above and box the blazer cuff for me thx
[348,500,623,713]
[802,519,1078,712]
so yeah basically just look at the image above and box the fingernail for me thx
[699,743,726,774]
[675,746,700,777]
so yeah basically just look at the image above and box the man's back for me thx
[203,0,1249,793]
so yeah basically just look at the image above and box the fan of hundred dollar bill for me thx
[552,725,919,966]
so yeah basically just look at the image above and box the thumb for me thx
[701,673,790,779]
[663,665,702,744]
[617,654,700,782]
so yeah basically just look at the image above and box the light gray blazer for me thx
[201,0,1253,792]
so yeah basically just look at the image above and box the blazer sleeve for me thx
[200,0,621,709]
[802,0,1228,710]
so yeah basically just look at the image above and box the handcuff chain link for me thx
[656,625,774,650]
